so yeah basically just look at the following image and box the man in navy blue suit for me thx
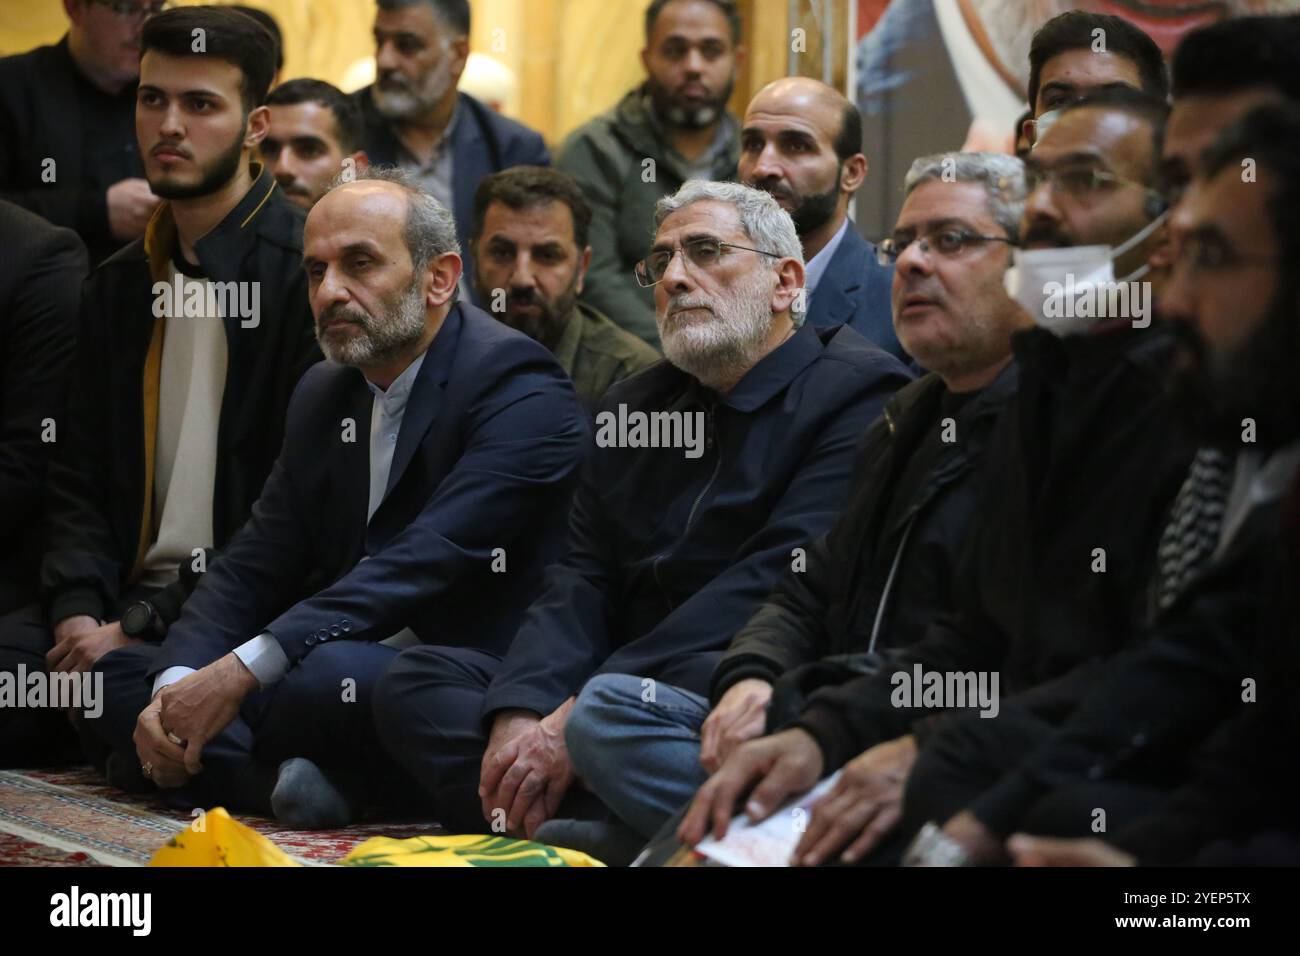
[351,0,550,296]
[82,168,588,828]
[739,77,907,363]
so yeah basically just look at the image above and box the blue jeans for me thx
[565,673,710,839]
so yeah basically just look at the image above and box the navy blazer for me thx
[805,224,907,363]
[351,89,551,292]
[149,302,588,679]
[481,323,913,719]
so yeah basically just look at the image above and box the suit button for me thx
[315,628,330,642]
[341,620,353,633]
[305,635,318,647]
[329,625,342,638]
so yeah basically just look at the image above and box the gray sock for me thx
[271,757,358,829]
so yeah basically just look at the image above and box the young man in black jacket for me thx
[553,152,1030,855]
[0,7,318,767]
[681,88,1195,866]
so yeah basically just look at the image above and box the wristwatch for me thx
[119,600,165,640]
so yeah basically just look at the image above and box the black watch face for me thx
[121,603,152,636]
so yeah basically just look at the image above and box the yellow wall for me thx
[0,0,837,146]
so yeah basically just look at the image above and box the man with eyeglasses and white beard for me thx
[372,180,911,854]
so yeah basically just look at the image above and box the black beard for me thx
[475,274,580,349]
[646,75,734,131]
[749,174,841,240]
[788,180,841,238]
[1168,287,1300,452]
[149,128,247,201]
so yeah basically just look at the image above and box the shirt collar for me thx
[396,100,462,169]
[367,348,428,417]
[803,219,850,296]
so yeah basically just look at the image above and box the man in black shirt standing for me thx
[0,0,164,265]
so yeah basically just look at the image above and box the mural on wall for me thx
[853,0,1300,241]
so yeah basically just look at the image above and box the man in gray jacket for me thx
[556,0,743,346]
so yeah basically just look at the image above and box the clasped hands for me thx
[132,652,259,788]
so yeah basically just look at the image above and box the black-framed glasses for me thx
[877,228,1014,266]
[635,237,781,287]
[90,0,169,20]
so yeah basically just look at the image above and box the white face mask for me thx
[1004,211,1169,336]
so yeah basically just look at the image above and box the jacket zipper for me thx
[652,403,718,610]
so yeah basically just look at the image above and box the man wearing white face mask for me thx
[1009,87,1172,334]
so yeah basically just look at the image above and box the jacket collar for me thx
[382,303,464,500]
[809,226,881,326]
[716,321,823,413]
[142,164,279,284]
[550,305,586,374]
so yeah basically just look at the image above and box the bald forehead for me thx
[746,78,848,142]
[1036,106,1155,175]
[315,181,410,223]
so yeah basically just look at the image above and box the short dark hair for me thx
[1201,102,1300,284]
[1172,15,1300,102]
[266,78,365,154]
[226,5,283,74]
[645,0,741,46]
[1056,86,1171,182]
[472,166,593,249]
[832,101,862,163]
[1028,11,1167,113]
[141,6,276,112]
[376,0,471,37]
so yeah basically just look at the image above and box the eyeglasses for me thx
[90,0,169,21]
[1021,163,1158,202]
[877,228,1014,266]
[635,237,781,288]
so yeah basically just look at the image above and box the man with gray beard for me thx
[350,0,549,295]
[86,168,587,828]
[372,181,911,841]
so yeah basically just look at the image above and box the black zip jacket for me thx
[791,323,1196,771]
[480,323,912,721]
[710,362,1018,705]
[39,170,320,625]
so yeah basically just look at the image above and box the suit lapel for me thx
[810,234,861,327]
[382,306,464,503]
[450,96,483,288]
[338,379,374,554]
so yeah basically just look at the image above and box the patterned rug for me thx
[0,766,442,867]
